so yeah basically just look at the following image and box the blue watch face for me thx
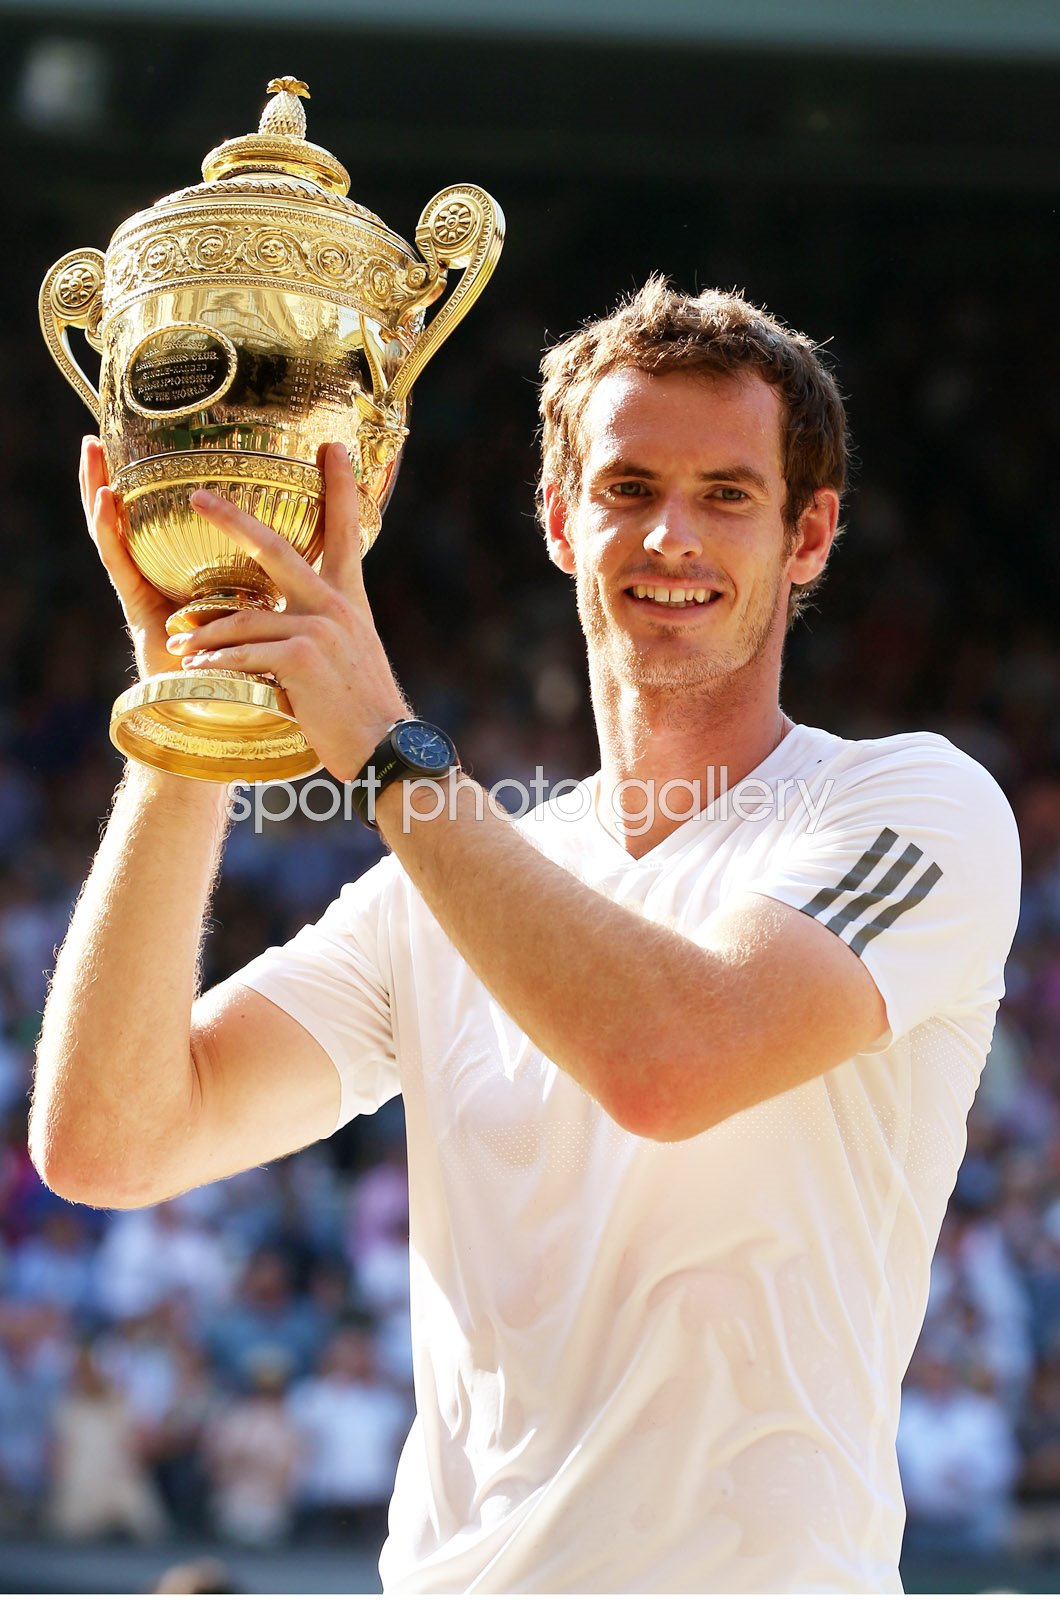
[393,722,455,772]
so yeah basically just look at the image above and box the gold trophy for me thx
[39,76,504,781]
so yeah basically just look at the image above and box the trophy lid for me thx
[201,76,352,196]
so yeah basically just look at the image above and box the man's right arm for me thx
[31,761,341,1209]
[30,439,341,1210]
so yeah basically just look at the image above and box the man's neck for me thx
[590,666,792,858]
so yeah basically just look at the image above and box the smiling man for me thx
[34,279,1020,1592]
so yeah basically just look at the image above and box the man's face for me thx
[546,367,831,695]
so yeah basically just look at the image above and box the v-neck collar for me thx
[582,722,811,871]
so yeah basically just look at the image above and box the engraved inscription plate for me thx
[125,323,238,418]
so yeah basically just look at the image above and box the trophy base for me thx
[110,670,322,783]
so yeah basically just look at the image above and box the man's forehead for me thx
[580,366,783,468]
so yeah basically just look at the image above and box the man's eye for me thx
[609,482,647,498]
[712,486,748,502]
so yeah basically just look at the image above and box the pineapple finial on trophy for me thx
[261,77,311,139]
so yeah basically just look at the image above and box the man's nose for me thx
[642,501,703,559]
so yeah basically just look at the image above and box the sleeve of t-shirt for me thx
[232,857,401,1132]
[744,735,1022,1047]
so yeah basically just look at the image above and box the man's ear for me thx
[544,483,577,575]
[786,488,840,586]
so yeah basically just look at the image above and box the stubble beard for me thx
[577,559,788,701]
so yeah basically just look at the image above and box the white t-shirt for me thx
[236,725,1020,1594]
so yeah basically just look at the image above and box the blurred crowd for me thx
[1,176,1058,1558]
[0,1147,412,1544]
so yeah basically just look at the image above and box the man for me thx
[33,279,1020,1592]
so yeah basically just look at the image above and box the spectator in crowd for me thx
[95,1304,194,1437]
[94,1200,236,1325]
[347,1138,410,1266]
[7,1208,96,1317]
[1027,1212,1060,1361]
[1016,1357,1060,1521]
[942,1199,1036,1414]
[0,1303,72,1528]
[48,1344,169,1541]
[0,1110,51,1246]
[898,1351,1020,1557]
[145,1336,218,1532]
[349,1168,411,1324]
[203,1358,304,1547]
[202,1246,331,1392]
[288,1324,410,1540]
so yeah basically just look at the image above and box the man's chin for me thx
[630,663,730,692]
[613,642,734,691]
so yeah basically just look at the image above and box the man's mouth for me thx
[627,584,722,609]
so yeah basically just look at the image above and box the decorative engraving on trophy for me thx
[45,250,106,350]
[415,189,488,279]
[114,452,325,502]
[140,237,179,283]
[286,354,314,415]
[124,324,239,419]
[312,370,357,410]
[106,245,137,299]
[119,708,309,763]
[359,255,396,310]
[106,215,412,320]
[432,201,475,249]
[153,178,386,229]
[308,241,353,283]
[52,260,103,315]
[392,260,442,328]
[299,347,369,414]
[357,417,408,474]
[185,227,238,273]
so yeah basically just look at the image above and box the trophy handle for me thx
[39,249,107,420]
[385,186,505,406]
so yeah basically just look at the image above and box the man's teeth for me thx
[632,585,714,605]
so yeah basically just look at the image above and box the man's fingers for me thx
[91,486,146,595]
[78,440,170,639]
[80,437,108,525]
[163,608,308,658]
[190,489,326,609]
[319,441,366,594]
[82,440,140,591]
[177,638,300,681]
[91,484,120,550]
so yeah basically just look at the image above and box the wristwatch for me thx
[352,719,460,829]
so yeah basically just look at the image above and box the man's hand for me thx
[165,442,409,781]
[81,436,174,680]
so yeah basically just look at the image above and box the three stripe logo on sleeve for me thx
[800,827,943,956]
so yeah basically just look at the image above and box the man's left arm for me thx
[374,776,890,1140]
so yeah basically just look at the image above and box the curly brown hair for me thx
[538,276,849,622]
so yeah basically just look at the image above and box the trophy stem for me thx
[166,588,277,636]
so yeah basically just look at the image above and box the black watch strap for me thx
[352,720,459,829]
